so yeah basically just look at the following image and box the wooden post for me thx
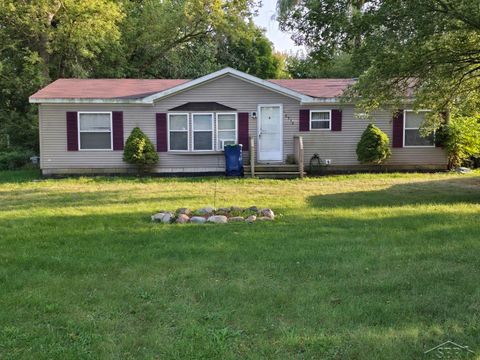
[294,135,304,178]
[249,136,255,177]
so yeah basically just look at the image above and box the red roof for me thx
[269,79,355,98]
[30,79,190,100]
[30,77,355,100]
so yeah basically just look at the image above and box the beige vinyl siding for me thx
[300,106,446,166]
[38,74,446,174]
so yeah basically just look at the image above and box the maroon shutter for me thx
[392,109,404,148]
[156,113,167,152]
[331,109,342,131]
[299,109,310,131]
[66,111,78,151]
[238,112,249,151]
[112,111,124,150]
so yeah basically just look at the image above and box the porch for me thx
[245,136,305,179]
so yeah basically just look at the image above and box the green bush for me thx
[123,127,159,173]
[0,149,35,170]
[356,123,392,164]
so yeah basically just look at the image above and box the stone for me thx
[151,212,166,222]
[456,166,472,174]
[257,216,274,221]
[216,207,231,215]
[190,216,207,224]
[161,213,173,224]
[248,206,258,212]
[197,207,215,215]
[207,215,228,224]
[176,214,190,224]
[230,206,243,212]
[245,215,256,223]
[176,207,191,215]
[260,208,275,219]
[228,216,244,222]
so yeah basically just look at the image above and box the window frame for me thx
[403,109,435,148]
[215,112,238,151]
[77,111,113,151]
[167,112,190,152]
[309,110,331,131]
[192,112,214,152]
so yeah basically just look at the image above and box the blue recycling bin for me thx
[224,144,244,176]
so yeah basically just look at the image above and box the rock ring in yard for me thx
[151,206,275,224]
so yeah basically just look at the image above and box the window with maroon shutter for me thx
[237,112,249,150]
[392,110,404,148]
[331,109,342,131]
[299,109,310,131]
[66,111,78,151]
[112,111,124,150]
[156,113,168,152]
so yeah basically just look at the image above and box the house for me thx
[29,67,446,176]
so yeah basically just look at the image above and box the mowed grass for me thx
[0,170,479,359]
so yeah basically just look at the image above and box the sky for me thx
[252,0,305,54]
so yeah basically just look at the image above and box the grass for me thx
[0,170,479,359]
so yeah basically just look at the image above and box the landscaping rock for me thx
[248,206,258,212]
[197,207,215,215]
[456,167,472,174]
[151,212,166,222]
[190,216,206,224]
[176,207,191,215]
[207,215,228,224]
[230,206,243,212]
[216,207,231,215]
[228,216,244,222]
[245,215,256,223]
[161,213,173,224]
[257,216,274,221]
[176,214,190,224]
[260,208,275,219]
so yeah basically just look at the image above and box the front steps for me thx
[244,164,304,179]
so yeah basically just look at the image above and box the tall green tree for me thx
[277,0,480,116]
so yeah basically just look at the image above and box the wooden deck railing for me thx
[249,136,255,177]
[294,135,304,178]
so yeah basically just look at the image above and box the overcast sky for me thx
[252,0,305,54]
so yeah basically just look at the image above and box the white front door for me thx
[257,104,283,162]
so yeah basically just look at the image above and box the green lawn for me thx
[0,170,479,359]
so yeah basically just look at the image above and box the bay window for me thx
[168,113,189,151]
[192,113,214,151]
[216,113,237,150]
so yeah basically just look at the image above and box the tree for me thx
[356,124,391,164]
[123,127,159,174]
[286,53,360,79]
[440,113,480,168]
[277,0,480,121]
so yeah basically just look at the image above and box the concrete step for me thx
[244,171,304,179]
[246,164,299,172]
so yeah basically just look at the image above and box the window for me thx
[310,110,331,130]
[404,110,435,147]
[216,113,237,150]
[192,113,214,151]
[168,113,189,151]
[78,112,112,150]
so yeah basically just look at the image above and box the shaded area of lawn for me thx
[0,171,479,359]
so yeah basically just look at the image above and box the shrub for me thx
[123,127,159,173]
[440,114,480,169]
[0,149,35,170]
[356,123,392,164]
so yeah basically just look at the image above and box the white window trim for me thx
[310,110,331,131]
[168,112,190,152]
[403,109,435,148]
[215,112,238,151]
[192,113,214,152]
[77,111,113,151]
